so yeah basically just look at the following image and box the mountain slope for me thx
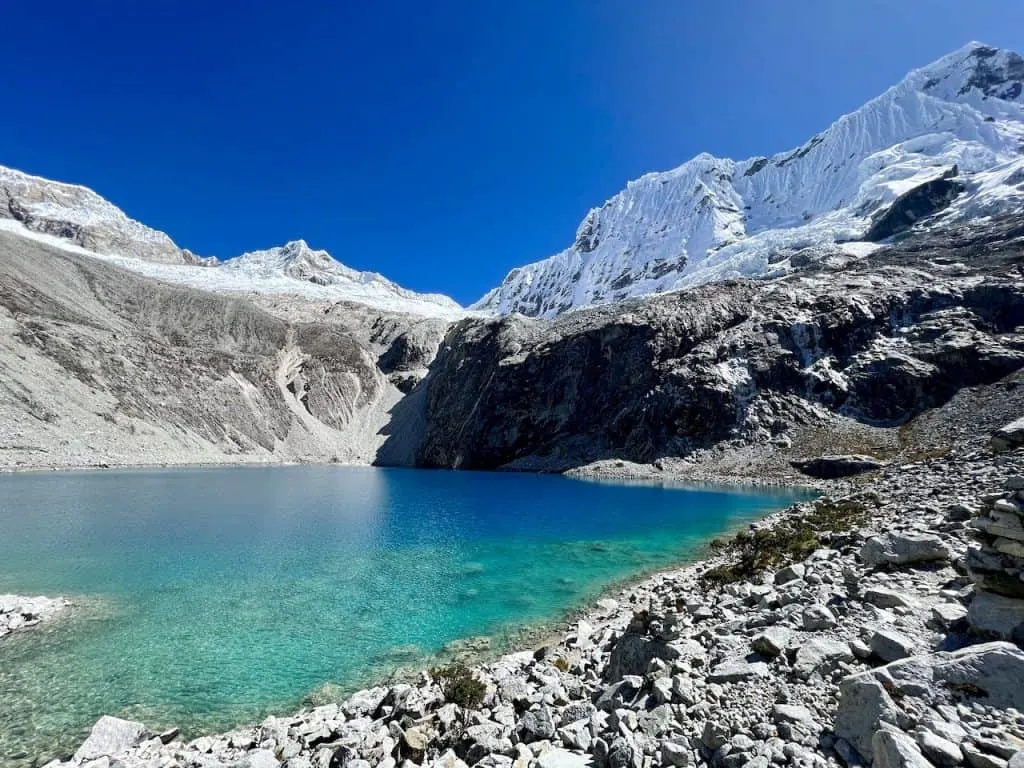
[476,43,1024,317]
[0,229,440,469]
[0,165,208,265]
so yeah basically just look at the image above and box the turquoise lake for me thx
[0,466,807,765]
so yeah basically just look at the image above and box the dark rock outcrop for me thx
[864,169,965,242]
[791,455,884,478]
[381,218,1024,471]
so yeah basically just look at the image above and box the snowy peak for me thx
[227,240,382,286]
[222,239,464,315]
[911,42,1024,103]
[0,165,464,319]
[476,42,1024,317]
[0,165,207,265]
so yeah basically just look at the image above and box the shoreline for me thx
[27,479,832,765]
[2,480,811,757]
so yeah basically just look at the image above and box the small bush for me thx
[430,663,487,709]
[552,656,570,673]
[701,497,872,585]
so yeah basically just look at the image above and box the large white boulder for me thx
[73,716,151,762]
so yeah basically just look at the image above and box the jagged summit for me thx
[222,239,463,314]
[476,42,1024,317]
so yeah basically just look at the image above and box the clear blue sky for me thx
[3,1,1023,304]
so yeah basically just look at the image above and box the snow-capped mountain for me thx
[0,165,463,318]
[0,165,210,266]
[220,240,463,316]
[476,42,1024,317]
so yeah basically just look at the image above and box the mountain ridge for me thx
[0,165,464,319]
[475,42,1024,316]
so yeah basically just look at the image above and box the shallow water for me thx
[0,465,807,764]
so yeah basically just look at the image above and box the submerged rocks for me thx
[0,594,68,639]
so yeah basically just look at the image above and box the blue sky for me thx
[3,1,1023,304]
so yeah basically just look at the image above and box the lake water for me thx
[0,466,807,765]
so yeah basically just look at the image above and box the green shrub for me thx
[430,663,487,709]
[701,497,872,585]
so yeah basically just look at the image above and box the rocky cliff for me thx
[388,217,1024,473]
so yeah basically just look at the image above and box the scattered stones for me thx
[990,416,1024,452]
[968,592,1024,640]
[874,729,933,768]
[803,604,838,631]
[793,638,853,678]
[870,628,918,662]
[73,716,151,762]
[916,730,963,767]
[751,626,792,657]
[707,659,770,683]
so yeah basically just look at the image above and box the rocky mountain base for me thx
[38,421,1024,768]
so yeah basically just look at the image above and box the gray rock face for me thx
[793,638,853,678]
[836,643,1024,761]
[751,626,792,657]
[864,171,966,242]
[706,659,770,683]
[872,729,935,768]
[967,592,1024,640]
[917,730,964,767]
[870,628,918,662]
[860,533,950,567]
[516,708,555,743]
[0,231,433,469]
[604,632,680,682]
[802,604,837,631]
[990,416,1024,451]
[73,716,151,761]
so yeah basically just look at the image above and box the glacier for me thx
[475,42,1024,317]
